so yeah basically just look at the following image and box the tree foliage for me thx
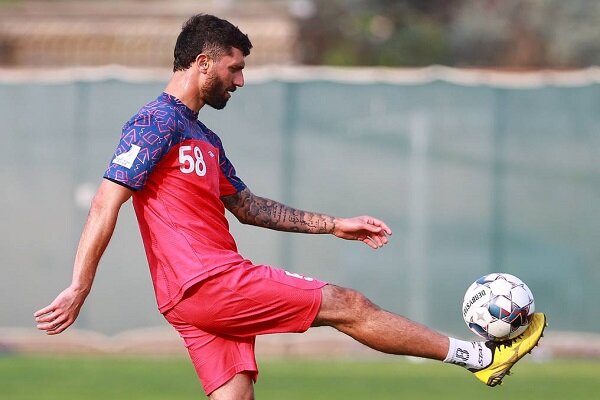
[296,0,600,67]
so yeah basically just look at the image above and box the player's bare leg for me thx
[312,284,449,360]
[209,372,254,400]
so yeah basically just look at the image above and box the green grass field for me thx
[1,355,599,399]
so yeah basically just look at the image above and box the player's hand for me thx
[332,216,392,249]
[34,286,89,335]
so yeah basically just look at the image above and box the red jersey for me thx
[104,92,247,312]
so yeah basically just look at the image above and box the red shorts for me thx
[163,262,326,395]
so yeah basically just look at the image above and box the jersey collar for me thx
[160,92,199,120]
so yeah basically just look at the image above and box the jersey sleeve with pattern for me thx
[104,110,176,190]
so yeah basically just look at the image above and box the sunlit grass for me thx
[1,355,599,399]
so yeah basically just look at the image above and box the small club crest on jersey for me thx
[112,145,141,169]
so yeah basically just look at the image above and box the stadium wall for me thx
[1,66,599,342]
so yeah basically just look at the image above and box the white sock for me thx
[443,338,492,371]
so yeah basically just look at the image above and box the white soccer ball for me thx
[462,273,535,341]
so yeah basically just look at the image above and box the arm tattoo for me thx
[222,188,335,234]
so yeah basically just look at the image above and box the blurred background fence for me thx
[1,66,599,340]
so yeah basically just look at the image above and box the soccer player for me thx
[34,14,546,399]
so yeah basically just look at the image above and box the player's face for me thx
[202,48,245,110]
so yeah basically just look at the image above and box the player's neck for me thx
[164,71,205,114]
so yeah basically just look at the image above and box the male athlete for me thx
[35,14,546,399]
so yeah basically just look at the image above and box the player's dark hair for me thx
[173,14,252,72]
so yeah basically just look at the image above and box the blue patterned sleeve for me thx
[104,112,176,190]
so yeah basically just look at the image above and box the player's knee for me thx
[209,373,254,400]
[314,285,380,327]
[209,391,254,400]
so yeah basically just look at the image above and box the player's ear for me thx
[195,54,210,74]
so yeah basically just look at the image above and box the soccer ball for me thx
[462,273,535,341]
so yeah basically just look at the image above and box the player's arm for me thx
[222,187,392,249]
[34,179,133,335]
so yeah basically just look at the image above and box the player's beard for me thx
[202,73,235,110]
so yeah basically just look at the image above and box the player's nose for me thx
[234,72,244,88]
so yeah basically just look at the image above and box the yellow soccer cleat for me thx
[472,313,547,387]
